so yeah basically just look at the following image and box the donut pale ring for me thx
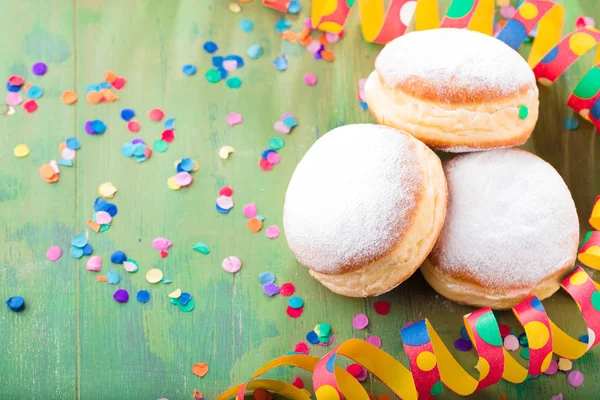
[283,124,448,297]
[365,28,539,152]
[423,149,579,309]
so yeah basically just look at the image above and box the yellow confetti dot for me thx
[98,182,117,198]
[475,357,490,380]
[167,176,181,190]
[228,3,241,12]
[416,351,436,371]
[524,321,549,349]
[168,289,182,299]
[146,268,164,283]
[558,357,573,371]
[219,146,235,159]
[13,144,30,158]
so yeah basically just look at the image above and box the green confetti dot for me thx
[170,297,180,305]
[591,291,600,312]
[226,77,242,89]
[178,297,195,312]
[430,381,443,397]
[519,105,529,119]
[99,224,111,233]
[475,312,502,346]
[192,242,210,255]
[205,68,221,83]
[520,347,530,360]
[269,136,284,150]
[153,139,169,153]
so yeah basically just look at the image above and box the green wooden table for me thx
[1,1,599,399]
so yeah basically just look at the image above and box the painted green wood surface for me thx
[0,1,599,399]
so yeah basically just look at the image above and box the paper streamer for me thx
[590,196,600,230]
[218,267,600,400]
[264,0,600,131]
[579,231,600,270]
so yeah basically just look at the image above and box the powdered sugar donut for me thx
[423,149,579,309]
[283,124,448,297]
[365,28,539,152]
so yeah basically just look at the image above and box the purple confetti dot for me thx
[113,289,129,303]
[544,360,559,375]
[454,338,473,352]
[318,334,334,346]
[352,314,369,330]
[355,366,368,382]
[131,138,145,144]
[365,335,381,348]
[32,62,47,76]
[567,370,584,387]
[263,282,280,297]
[85,121,95,134]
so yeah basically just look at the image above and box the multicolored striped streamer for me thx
[264,0,600,131]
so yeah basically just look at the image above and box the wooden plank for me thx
[1,0,599,399]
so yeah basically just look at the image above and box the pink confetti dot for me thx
[265,225,280,239]
[174,172,193,187]
[273,120,290,134]
[222,60,238,72]
[307,40,321,54]
[352,313,369,330]
[318,334,334,346]
[7,92,22,106]
[355,365,368,382]
[575,16,595,29]
[503,334,519,351]
[152,237,172,251]
[95,211,112,224]
[222,256,242,273]
[365,335,381,348]
[567,370,584,387]
[544,359,559,375]
[127,120,141,132]
[243,202,257,218]
[266,152,280,165]
[216,195,234,210]
[499,5,515,18]
[148,107,165,121]
[325,32,340,43]
[86,256,103,271]
[227,112,243,127]
[304,74,317,86]
[46,246,62,262]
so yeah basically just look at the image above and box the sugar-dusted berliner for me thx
[365,28,539,152]
[422,149,579,309]
[283,124,448,297]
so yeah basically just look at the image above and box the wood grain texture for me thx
[0,0,598,399]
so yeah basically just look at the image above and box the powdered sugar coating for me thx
[375,28,535,98]
[283,124,422,274]
[431,149,579,289]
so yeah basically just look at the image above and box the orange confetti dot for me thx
[58,141,67,152]
[99,88,118,103]
[87,219,101,233]
[318,33,330,46]
[191,362,209,377]
[247,218,263,233]
[104,70,117,83]
[281,30,297,43]
[86,91,102,104]
[61,90,78,105]
[96,276,108,282]
[23,83,33,92]
[321,49,335,62]
[297,28,311,40]
[298,35,312,46]
[192,390,204,399]
[39,164,56,179]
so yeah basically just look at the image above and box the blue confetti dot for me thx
[274,18,292,33]
[259,272,275,284]
[256,215,265,221]
[288,0,301,14]
[66,137,81,150]
[288,297,304,309]
[282,115,298,129]
[496,19,527,50]
[325,354,336,372]
[72,235,88,248]
[261,149,276,159]
[6,82,21,92]
[564,117,580,130]
[400,320,431,346]
[6,296,25,312]
[93,197,108,212]
[58,159,73,167]
[70,246,84,259]
[106,271,121,285]
[104,204,118,217]
[580,334,589,343]
[91,120,106,134]
[540,46,559,64]
[110,250,127,264]
[82,243,93,256]
[137,290,151,303]
[247,44,264,60]
[216,204,230,214]
[133,143,146,156]
[179,158,195,172]
[86,84,99,93]
[120,108,135,121]
[306,330,319,344]
[530,297,545,311]
[460,326,471,342]
[273,55,288,71]
[239,18,254,32]
[182,64,197,76]
[26,85,43,99]
[203,41,218,54]
[164,118,175,129]
[224,55,244,68]
[179,292,192,306]
[212,56,224,68]
[218,67,228,80]
[591,98,600,120]
[161,278,173,284]
[121,143,135,157]
[99,81,111,89]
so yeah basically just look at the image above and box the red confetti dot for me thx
[374,301,390,315]
[218,186,233,197]
[286,305,303,318]
[8,75,24,86]
[161,129,175,143]
[291,377,304,389]
[280,282,296,296]
[259,158,273,171]
[127,120,141,132]
[23,99,38,113]
[499,324,511,339]
[144,146,153,158]
[346,363,362,377]
[148,107,165,121]
[294,341,309,355]
[160,250,168,258]
[112,76,127,90]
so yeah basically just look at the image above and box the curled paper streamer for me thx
[579,231,600,270]
[219,267,600,399]
[263,0,600,131]
[263,0,290,12]
[590,196,600,231]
